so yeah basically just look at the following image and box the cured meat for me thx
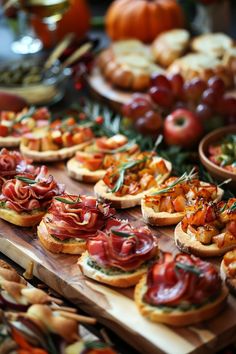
[44,195,115,241]
[144,253,221,306]
[87,223,158,271]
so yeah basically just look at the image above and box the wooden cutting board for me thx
[0,162,236,354]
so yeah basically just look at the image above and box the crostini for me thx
[20,117,94,162]
[78,221,159,288]
[221,248,236,296]
[175,198,236,257]
[135,252,228,326]
[94,151,172,209]
[0,107,49,147]
[37,194,115,254]
[141,170,223,226]
[67,134,139,183]
[0,167,64,227]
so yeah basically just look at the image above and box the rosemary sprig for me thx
[151,168,198,196]
[15,176,36,184]
[229,201,236,212]
[85,341,109,350]
[100,139,137,154]
[175,262,201,276]
[15,106,36,123]
[111,229,136,238]
[111,157,148,193]
[54,196,81,204]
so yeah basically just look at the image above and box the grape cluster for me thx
[122,73,236,135]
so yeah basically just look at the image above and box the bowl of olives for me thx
[0,58,71,105]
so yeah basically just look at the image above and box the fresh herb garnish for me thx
[111,157,148,193]
[15,106,36,123]
[151,168,198,196]
[85,341,110,349]
[229,201,236,212]
[103,139,137,154]
[15,176,36,184]
[54,196,81,204]
[175,262,201,276]
[111,229,136,238]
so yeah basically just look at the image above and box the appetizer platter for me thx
[0,162,236,354]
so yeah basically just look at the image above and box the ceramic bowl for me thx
[199,125,236,190]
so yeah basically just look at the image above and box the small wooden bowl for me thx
[199,125,236,190]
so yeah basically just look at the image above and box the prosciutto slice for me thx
[44,195,115,241]
[144,253,221,306]
[87,223,158,271]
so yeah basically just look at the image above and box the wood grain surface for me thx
[0,162,236,354]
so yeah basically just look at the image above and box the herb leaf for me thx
[54,196,81,204]
[151,168,198,196]
[175,262,201,276]
[110,157,147,193]
[111,229,135,238]
[15,176,36,184]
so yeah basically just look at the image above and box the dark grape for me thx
[122,95,152,120]
[220,96,236,116]
[168,73,184,99]
[149,86,174,108]
[135,110,163,135]
[150,73,171,90]
[207,76,225,96]
[201,88,219,107]
[225,115,236,125]
[184,78,207,102]
[196,103,213,121]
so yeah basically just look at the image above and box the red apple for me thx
[164,109,203,148]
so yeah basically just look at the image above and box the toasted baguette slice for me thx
[152,29,190,67]
[141,183,223,227]
[191,33,233,58]
[175,222,236,257]
[94,157,172,209]
[220,250,236,296]
[20,141,91,162]
[0,136,21,148]
[134,275,228,326]
[67,157,105,184]
[37,219,86,254]
[78,251,150,288]
[0,207,45,227]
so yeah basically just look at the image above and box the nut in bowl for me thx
[199,125,236,189]
[0,58,71,105]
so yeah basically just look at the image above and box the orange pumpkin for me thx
[105,0,185,43]
[31,0,91,48]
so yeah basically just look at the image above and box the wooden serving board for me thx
[0,162,236,354]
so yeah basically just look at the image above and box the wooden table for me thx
[0,162,236,354]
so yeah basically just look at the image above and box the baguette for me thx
[220,249,236,296]
[37,219,86,254]
[0,207,45,227]
[67,157,105,183]
[0,137,21,147]
[20,141,91,162]
[94,157,172,209]
[134,275,228,326]
[141,182,223,227]
[175,222,236,257]
[78,251,150,288]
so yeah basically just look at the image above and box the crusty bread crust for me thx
[94,157,172,209]
[134,275,228,326]
[191,33,233,58]
[141,199,184,226]
[0,136,21,147]
[0,207,45,227]
[37,219,86,254]
[220,258,236,297]
[67,157,105,184]
[174,222,236,257]
[78,251,150,288]
[141,184,223,227]
[20,141,91,162]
